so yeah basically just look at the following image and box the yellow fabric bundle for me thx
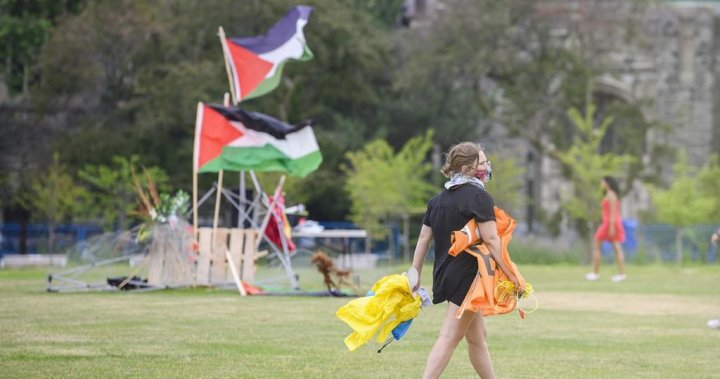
[336,274,421,351]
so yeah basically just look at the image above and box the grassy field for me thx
[1,263,719,378]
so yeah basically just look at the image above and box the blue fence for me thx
[3,221,718,263]
[600,220,718,263]
[0,223,104,256]
[636,223,718,263]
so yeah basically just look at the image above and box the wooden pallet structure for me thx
[143,226,260,293]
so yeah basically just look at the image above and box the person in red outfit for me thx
[585,176,627,282]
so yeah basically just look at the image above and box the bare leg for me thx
[465,313,495,378]
[591,239,602,274]
[612,241,625,275]
[423,303,476,379]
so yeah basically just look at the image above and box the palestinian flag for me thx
[193,102,322,177]
[222,5,313,102]
[264,192,296,253]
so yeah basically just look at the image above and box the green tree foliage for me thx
[16,153,88,253]
[78,155,169,231]
[242,0,401,219]
[0,176,4,210]
[695,155,720,219]
[647,153,719,262]
[2,0,673,231]
[0,0,84,95]
[648,154,718,226]
[392,0,509,147]
[484,154,525,215]
[553,104,634,238]
[394,0,658,174]
[351,0,404,28]
[343,130,436,238]
[24,0,399,221]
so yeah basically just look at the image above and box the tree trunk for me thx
[48,221,56,255]
[22,64,29,96]
[585,220,594,265]
[402,213,410,262]
[387,222,395,265]
[20,218,27,255]
[675,227,683,265]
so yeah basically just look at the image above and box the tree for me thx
[695,155,720,219]
[16,153,88,254]
[394,0,662,195]
[484,154,525,216]
[78,155,169,231]
[647,153,719,263]
[248,0,404,220]
[22,0,400,222]
[343,131,436,248]
[0,0,85,95]
[553,104,634,239]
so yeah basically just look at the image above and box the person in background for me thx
[585,176,627,282]
[410,141,523,379]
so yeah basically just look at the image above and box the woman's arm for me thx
[410,224,433,291]
[477,220,524,294]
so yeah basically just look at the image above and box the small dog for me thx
[310,250,356,293]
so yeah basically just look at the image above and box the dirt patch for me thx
[536,291,717,316]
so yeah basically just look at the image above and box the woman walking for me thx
[410,142,523,379]
[585,176,627,282]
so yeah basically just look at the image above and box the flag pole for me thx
[218,26,239,105]
[192,102,203,244]
[219,26,247,230]
[238,171,246,228]
[219,26,245,230]
[211,169,224,246]
[211,93,232,267]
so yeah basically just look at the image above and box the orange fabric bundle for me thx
[448,207,526,318]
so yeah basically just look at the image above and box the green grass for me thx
[1,264,719,378]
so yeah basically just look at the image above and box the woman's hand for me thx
[412,278,421,293]
[506,273,525,297]
[408,266,421,292]
[609,227,616,238]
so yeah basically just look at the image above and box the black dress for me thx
[422,183,496,306]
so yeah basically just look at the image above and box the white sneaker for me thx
[611,274,627,283]
[585,272,599,281]
[708,319,720,329]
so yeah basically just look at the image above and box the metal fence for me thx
[1,222,718,264]
[0,223,104,256]
[632,223,718,264]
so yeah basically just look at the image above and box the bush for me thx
[509,239,583,265]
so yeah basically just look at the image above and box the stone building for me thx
[403,0,720,233]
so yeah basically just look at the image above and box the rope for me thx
[494,280,538,315]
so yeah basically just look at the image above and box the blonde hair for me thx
[440,142,484,178]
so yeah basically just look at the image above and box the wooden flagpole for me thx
[210,92,247,295]
[192,102,203,245]
[218,26,239,105]
[212,171,224,235]
[211,168,224,275]
[215,26,301,290]
[210,93,231,264]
